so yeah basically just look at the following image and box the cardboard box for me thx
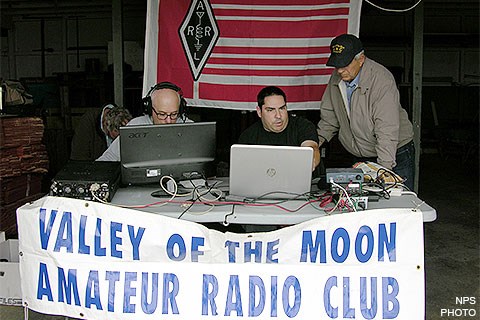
[0,239,22,306]
[0,239,19,263]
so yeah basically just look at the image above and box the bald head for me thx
[150,88,182,124]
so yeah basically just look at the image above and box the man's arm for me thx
[294,117,321,171]
[301,140,320,171]
[96,138,120,161]
[371,72,402,169]
[316,76,341,147]
[317,135,327,148]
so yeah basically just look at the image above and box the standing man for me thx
[97,82,191,161]
[70,104,132,161]
[239,86,320,171]
[317,34,415,190]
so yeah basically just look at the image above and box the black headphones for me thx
[142,82,187,119]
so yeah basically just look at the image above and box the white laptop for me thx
[229,144,313,199]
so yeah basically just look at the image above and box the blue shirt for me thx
[345,73,360,109]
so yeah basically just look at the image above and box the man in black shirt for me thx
[238,86,320,171]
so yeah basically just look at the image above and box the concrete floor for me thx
[1,153,478,319]
[421,153,479,318]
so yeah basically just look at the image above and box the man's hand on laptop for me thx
[301,140,320,171]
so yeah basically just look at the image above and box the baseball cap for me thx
[326,34,364,68]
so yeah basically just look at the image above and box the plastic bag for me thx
[2,80,34,106]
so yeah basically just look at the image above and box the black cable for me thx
[364,181,390,199]
[177,181,219,219]
[254,191,309,202]
[177,186,200,220]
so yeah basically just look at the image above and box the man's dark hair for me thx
[257,86,287,108]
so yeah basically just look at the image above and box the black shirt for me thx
[238,116,319,146]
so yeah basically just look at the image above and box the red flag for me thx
[144,0,362,110]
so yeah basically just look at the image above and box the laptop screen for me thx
[120,122,216,185]
[229,144,313,199]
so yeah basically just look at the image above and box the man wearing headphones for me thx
[97,82,192,161]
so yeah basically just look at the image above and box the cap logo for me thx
[332,44,345,54]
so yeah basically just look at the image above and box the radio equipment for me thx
[50,161,120,202]
[326,168,364,194]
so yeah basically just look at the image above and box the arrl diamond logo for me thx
[179,0,219,81]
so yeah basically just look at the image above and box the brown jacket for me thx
[317,57,413,169]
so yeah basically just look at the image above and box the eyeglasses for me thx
[152,108,179,120]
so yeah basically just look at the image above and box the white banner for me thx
[17,196,424,319]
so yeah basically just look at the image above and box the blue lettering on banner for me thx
[58,267,80,306]
[224,239,280,263]
[249,276,265,316]
[323,276,400,318]
[324,276,338,317]
[54,211,73,252]
[128,225,145,260]
[166,234,186,261]
[162,273,180,314]
[38,208,145,260]
[271,276,278,317]
[141,272,159,314]
[123,272,137,313]
[245,241,262,263]
[202,274,219,315]
[382,277,400,318]
[79,215,90,254]
[332,228,350,263]
[85,270,102,310]
[282,276,301,317]
[360,277,377,319]
[379,223,396,262]
[201,274,300,317]
[300,223,397,264]
[300,230,327,263]
[37,263,53,301]
[191,237,205,262]
[33,208,407,317]
[355,226,374,263]
[343,277,355,318]
[225,275,243,316]
[166,234,205,262]
[35,263,182,315]
[39,208,57,250]
[267,239,280,263]
[110,222,122,258]
[94,218,107,257]
[106,271,120,312]
[225,241,240,262]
